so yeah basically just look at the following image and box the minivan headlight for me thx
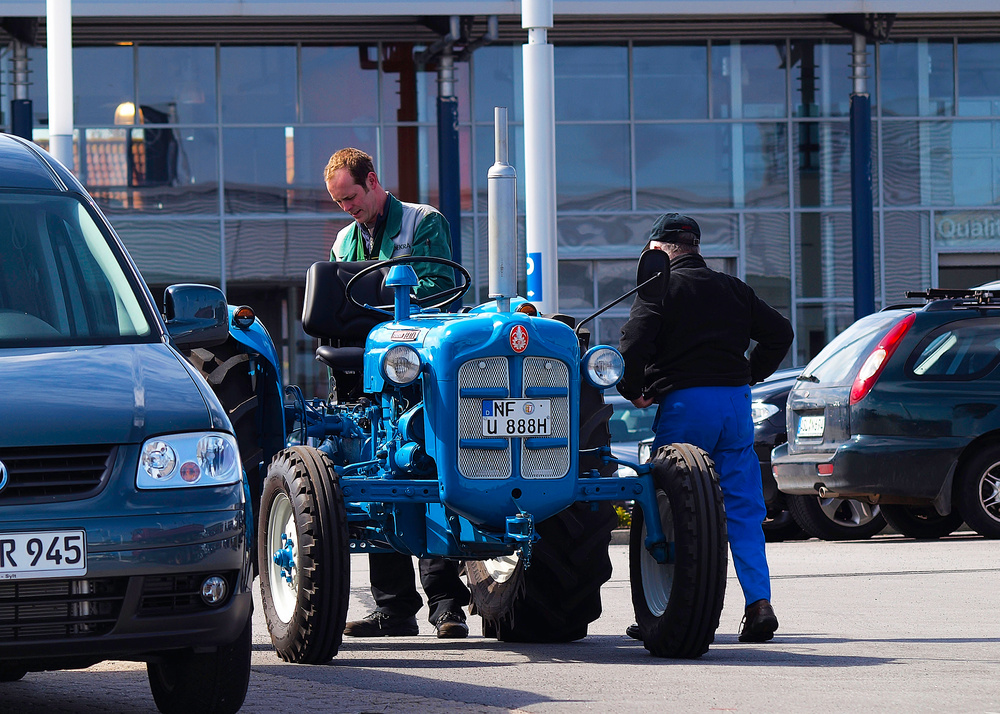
[138,432,242,489]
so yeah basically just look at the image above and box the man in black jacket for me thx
[618,213,793,643]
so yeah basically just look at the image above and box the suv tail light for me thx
[850,313,915,404]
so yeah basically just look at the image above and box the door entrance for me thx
[938,253,1000,289]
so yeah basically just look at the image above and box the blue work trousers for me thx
[651,385,770,607]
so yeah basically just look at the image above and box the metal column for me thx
[850,33,875,320]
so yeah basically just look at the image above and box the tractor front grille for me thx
[0,445,116,504]
[457,355,570,480]
[0,578,126,640]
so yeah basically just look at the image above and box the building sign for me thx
[935,211,1000,246]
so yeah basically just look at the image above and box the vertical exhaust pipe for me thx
[488,106,517,313]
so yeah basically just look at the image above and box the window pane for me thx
[556,124,629,210]
[596,260,635,306]
[797,212,855,299]
[302,46,378,123]
[795,303,856,365]
[712,42,786,119]
[554,46,628,121]
[225,219,346,281]
[558,214,649,251]
[635,123,732,208]
[74,47,133,126]
[950,121,1000,205]
[381,43,438,124]
[379,125,440,205]
[558,260,594,309]
[84,127,219,215]
[137,46,216,124]
[794,121,876,208]
[791,41,852,118]
[220,46,296,124]
[473,45,523,123]
[743,122,788,207]
[958,41,1000,117]
[880,41,954,117]
[745,212,790,316]
[881,121,949,206]
[115,219,221,285]
[223,127,289,213]
[634,44,708,120]
[884,211,930,301]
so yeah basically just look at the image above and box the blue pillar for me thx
[437,94,461,267]
[850,35,875,320]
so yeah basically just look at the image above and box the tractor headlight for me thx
[138,432,242,489]
[582,346,624,388]
[382,344,422,386]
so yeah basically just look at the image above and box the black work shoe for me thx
[625,623,641,640]
[434,611,469,639]
[739,599,779,643]
[344,611,419,637]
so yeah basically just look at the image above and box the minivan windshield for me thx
[0,192,153,346]
[800,311,905,385]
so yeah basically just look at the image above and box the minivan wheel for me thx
[880,504,964,539]
[787,494,886,541]
[956,446,1000,539]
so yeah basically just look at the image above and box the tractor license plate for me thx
[0,530,87,580]
[797,415,825,438]
[482,399,552,437]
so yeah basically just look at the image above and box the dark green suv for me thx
[772,288,1000,540]
[0,134,251,713]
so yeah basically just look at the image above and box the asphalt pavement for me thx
[2,531,999,714]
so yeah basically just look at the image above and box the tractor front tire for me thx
[630,443,727,659]
[258,447,349,664]
[466,500,617,642]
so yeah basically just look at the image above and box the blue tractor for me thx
[192,112,729,660]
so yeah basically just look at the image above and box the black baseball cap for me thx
[648,213,701,245]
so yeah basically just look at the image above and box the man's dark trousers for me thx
[369,552,470,624]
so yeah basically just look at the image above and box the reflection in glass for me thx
[223,127,289,213]
[636,124,732,208]
[473,45,524,123]
[790,41,852,118]
[596,260,635,307]
[381,43,442,125]
[558,260,595,309]
[74,47,134,126]
[225,219,347,281]
[221,46,296,124]
[958,41,1000,117]
[793,121,876,208]
[712,42,787,119]
[745,212,790,314]
[796,212,858,301]
[880,41,954,117]
[634,44,708,120]
[138,46,217,124]
[554,46,628,121]
[115,220,221,285]
[302,46,378,123]
[883,211,930,302]
[556,124,630,210]
[795,303,857,365]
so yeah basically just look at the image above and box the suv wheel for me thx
[787,494,886,541]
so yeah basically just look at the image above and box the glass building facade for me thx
[6,31,1000,396]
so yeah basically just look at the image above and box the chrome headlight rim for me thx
[582,345,624,389]
[138,432,242,490]
[382,344,422,386]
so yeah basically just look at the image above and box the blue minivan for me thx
[0,134,251,713]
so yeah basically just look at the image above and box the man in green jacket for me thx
[323,147,470,639]
[326,147,454,300]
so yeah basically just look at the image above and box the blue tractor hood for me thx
[0,342,221,447]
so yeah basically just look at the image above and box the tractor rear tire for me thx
[258,447,349,664]
[466,382,616,642]
[466,500,617,642]
[630,443,727,659]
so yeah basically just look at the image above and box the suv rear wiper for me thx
[797,373,819,383]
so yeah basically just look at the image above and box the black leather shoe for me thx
[739,599,779,642]
[434,611,469,639]
[344,610,419,637]
[625,623,641,640]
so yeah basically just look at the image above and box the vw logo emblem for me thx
[0,460,8,494]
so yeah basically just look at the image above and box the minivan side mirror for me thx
[636,249,670,303]
[163,284,229,349]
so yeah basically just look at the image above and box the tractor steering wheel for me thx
[345,255,472,317]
